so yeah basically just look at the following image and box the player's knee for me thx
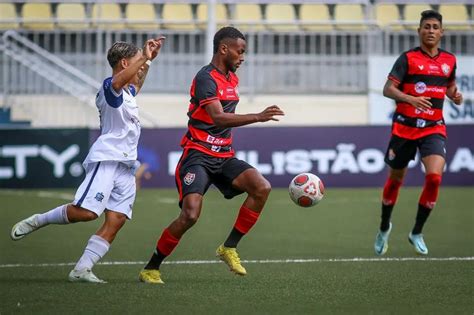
[179,207,200,227]
[181,211,199,227]
[81,209,99,221]
[253,178,272,200]
[67,205,98,222]
[111,215,127,228]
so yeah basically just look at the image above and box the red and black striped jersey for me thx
[388,47,457,140]
[180,64,239,157]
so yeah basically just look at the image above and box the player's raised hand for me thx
[409,96,432,110]
[143,36,165,61]
[257,105,285,122]
[150,36,166,60]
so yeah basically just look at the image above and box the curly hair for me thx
[213,26,246,54]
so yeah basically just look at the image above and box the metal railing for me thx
[1,28,471,94]
[0,30,160,126]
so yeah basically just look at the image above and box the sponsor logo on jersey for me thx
[226,87,235,96]
[441,63,450,75]
[415,81,427,94]
[184,172,195,185]
[95,192,105,202]
[396,114,405,122]
[416,119,426,128]
[415,108,435,115]
[418,65,424,70]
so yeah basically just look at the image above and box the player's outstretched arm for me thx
[205,101,284,128]
[111,37,165,94]
[446,85,463,105]
[383,79,432,111]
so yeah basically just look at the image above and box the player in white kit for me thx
[10,37,165,283]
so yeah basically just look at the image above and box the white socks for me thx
[36,204,69,226]
[74,235,110,271]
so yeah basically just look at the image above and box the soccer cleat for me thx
[11,214,41,241]
[408,232,428,255]
[216,244,247,276]
[139,269,164,284]
[68,269,107,283]
[374,222,392,256]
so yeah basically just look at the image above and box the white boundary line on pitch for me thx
[1,257,472,268]
[0,189,74,201]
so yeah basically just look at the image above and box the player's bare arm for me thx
[446,85,463,105]
[383,79,432,110]
[135,37,166,94]
[205,101,285,128]
[111,37,164,93]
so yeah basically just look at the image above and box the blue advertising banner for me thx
[135,125,474,189]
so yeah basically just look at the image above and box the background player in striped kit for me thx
[374,10,463,256]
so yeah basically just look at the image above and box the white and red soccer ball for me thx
[289,173,325,207]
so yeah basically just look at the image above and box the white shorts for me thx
[73,161,136,219]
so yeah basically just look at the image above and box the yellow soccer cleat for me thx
[216,244,247,276]
[139,269,164,284]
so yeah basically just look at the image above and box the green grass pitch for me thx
[0,187,472,314]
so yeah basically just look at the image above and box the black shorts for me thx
[175,149,254,208]
[384,133,447,169]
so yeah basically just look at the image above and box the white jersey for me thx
[83,77,141,166]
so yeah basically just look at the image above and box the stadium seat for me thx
[403,4,432,30]
[161,4,195,30]
[265,4,298,31]
[22,3,54,30]
[299,4,332,31]
[375,4,402,31]
[233,4,264,31]
[91,3,124,30]
[334,4,367,31]
[0,3,19,30]
[196,4,228,30]
[126,4,159,30]
[57,3,87,30]
[439,4,470,31]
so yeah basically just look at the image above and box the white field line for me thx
[1,256,472,269]
[0,189,74,201]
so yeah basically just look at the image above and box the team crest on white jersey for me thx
[184,172,195,185]
[441,63,450,75]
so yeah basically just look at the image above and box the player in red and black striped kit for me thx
[374,10,463,256]
[139,27,284,284]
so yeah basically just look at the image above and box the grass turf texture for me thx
[0,187,472,314]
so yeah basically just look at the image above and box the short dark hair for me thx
[420,10,442,27]
[213,26,246,54]
[107,41,139,68]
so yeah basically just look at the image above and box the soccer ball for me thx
[289,173,325,207]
